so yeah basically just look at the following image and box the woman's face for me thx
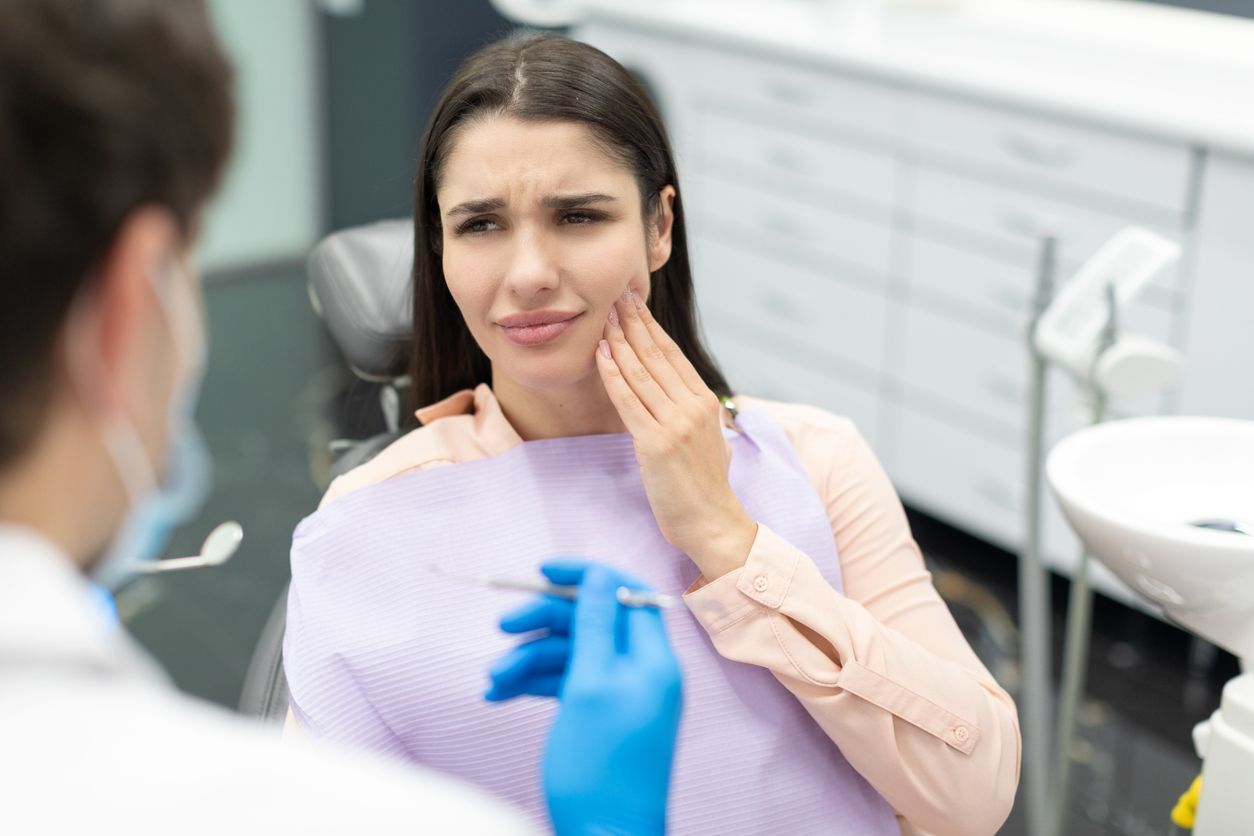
[437,115,674,392]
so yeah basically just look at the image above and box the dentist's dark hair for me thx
[0,0,234,468]
[409,33,728,412]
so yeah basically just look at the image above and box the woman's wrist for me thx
[680,509,758,581]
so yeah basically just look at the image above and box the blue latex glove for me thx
[486,561,683,835]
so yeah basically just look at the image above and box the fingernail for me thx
[630,289,645,310]
[607,306,619,328]
[598,339,611,360]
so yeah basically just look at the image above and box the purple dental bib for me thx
[285,409,897,834]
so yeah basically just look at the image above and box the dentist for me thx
[0,1,681,834]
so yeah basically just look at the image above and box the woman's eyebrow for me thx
[446,192,618,218]
[445,197,506,218]
[542,193,617,210]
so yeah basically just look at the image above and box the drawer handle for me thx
[992,285,1027,311]
[974,478,1021,512]
[1001,208,1060,239]
[1004,132,1076,168]
[762,211,804,239]
[766,79,815,107]
[766,145,807,173]
[759,290,801,322]
[983,373,1023,405]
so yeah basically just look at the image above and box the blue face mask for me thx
[88,261,213,591]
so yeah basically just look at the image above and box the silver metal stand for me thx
[1021,237,1058,836]
[1049,286,1117,836]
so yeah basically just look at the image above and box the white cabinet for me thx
[908,94,1194,213]
[693,234,889,382]
[699,110,898,211]
[576,11,1251,605]
[910,167,1185,301]
[693,173,895,281]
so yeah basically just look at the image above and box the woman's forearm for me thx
[684,528,1020,836]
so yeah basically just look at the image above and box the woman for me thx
[284,34,1019,836]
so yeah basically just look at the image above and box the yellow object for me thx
[1172,775,1203,829]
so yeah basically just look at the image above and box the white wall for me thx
[197,0,321,272]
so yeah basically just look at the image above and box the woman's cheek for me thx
[569,235,649,306]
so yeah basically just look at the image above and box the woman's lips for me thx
[498,311,582,346]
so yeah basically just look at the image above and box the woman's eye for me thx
[560,210,604,226]
[456,217,500,235]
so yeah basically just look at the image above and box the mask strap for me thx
[63,274,164,507]
[99,417,159,506]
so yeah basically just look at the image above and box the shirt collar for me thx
[0,523,167,683]
[414,383,523,459]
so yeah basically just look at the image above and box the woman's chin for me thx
[495,350,599,393]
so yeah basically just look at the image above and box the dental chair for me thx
[238,219,417,722]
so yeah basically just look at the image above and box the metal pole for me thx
[1021,236,1058,836]
[1049,285,1117,836]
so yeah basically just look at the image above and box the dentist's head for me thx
[0,0,233,579]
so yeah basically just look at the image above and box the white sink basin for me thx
[1047,416,1254,664]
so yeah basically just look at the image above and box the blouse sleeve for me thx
[683,405,1020,836]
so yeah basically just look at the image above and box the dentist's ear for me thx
[75,205,181,421]
[647,185,677,274]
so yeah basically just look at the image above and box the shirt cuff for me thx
[683,525,803,632]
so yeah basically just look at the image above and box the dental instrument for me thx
[428,564,680,609]
[137,521,245,573]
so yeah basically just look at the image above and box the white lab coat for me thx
[0,525,536,835]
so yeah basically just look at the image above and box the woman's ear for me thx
[647,185,677,273]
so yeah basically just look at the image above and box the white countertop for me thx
[581,0,1254,157]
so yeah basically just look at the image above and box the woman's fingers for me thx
[614,291,690,401]
[630,289,708,396]
[597,332,660,437]
[604,305,674,424]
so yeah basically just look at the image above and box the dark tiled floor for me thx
[121,265,1233,833]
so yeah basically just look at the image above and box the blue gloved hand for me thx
[486,561,683,836]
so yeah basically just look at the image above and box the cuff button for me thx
[752,575,770,593]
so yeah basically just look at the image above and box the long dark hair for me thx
[408,33,729,413]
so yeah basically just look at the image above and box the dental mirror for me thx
[138,521,245,574]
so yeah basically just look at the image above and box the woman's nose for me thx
[502,229,560,300]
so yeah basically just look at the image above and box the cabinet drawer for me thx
[893,404,1024,549]
[900,303,1032,434]
[899,300,1168,436]
[912,167,1183,298]
[693,236,888,379]
[893,404,1145,603]
[697,47,907,142]
[693,173,894,278]
[912,94,1192,213]
[705,323,882,452]
[905,234,1177,344]
[699,110,897,209]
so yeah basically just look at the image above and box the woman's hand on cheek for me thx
[596,289,758,580]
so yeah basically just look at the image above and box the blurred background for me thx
[119,2,1254,834]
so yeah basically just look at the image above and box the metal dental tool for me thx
[427,564,680,609]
